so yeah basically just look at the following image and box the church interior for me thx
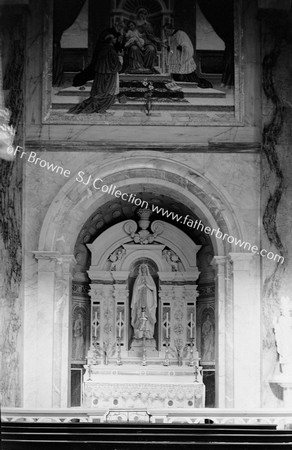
[1,0,292,448]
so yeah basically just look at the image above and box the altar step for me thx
[51,75,233,120]
[51,99,234,113]
[2,421,292,449]
[55,84,226,99]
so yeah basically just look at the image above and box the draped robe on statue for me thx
[131,264,157,340]
[69,42,122,114]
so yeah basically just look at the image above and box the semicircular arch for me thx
[38,155,245,258]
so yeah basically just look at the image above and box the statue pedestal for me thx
[83,364,205,409]
[129,338,159,358]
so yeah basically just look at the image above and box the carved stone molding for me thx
[33,251,76,273]
[228,252,255,271]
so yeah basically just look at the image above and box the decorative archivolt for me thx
[118,0,165,14]
[88,219,200,273]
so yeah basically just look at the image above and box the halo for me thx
[104,34,115,42]
[136,7,149,17]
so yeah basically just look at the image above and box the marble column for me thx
[229,252,261,409]
[27,252,75,408]
[32,252,58,407]
[212,256,231,408]
[52,255,76,407]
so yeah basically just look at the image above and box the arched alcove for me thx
[33,155,251,410]
[70,210,215,406]
[38,155,245,255]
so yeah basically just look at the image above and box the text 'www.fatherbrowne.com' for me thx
[150,204,284,264]
[11,148,284,265]
[76,173,284,264]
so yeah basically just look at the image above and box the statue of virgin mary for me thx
[131,264,157,340]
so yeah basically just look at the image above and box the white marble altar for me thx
[83,365,205,409]
[80,214,205,409]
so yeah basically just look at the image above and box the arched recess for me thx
[88,220,200,272]
[38,155,245,255]
[34,155,249,409]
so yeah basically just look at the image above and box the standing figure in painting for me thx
[73,313,84,360]
[201,314,214,361]
[125,8,160,73]
[163,23,212,87]
[73,19,125,87]
[69,34,123,114]
[131,264,157,340]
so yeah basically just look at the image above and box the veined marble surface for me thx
[21,150,261,408]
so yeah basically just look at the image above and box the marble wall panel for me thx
[260,19,292,407]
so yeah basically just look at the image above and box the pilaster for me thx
[229,252,260,408]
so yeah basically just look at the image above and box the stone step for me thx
[52,101,234,112]
[56,85,226,99]
[120,73,172,82]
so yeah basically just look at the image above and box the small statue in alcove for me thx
[73,313,85,360]
[131,264,157,340]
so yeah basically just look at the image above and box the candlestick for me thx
[190,313,193,338]
[163,337,170,366]
[116,337,122,365]
[118,312,122,338]
[166,312,169,338]
[142,334,147,366]
[194,365,199,383]
[94,311,97,338]
[140,308,147,366]
[188,337,195,367]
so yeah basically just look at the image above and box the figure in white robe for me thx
[131,264,157,340]
[163,24,196,76]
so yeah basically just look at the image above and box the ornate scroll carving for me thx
[124,210,164,245]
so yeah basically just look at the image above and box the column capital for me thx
[33,251,60,271]
[183,284,199,301]
[33,251,76,273]
[211,256,228,267]
[33,250,60,260]
[211,256,228,278]
[58,254,76,275]
[228,252,255,270]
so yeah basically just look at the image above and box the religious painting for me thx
[47,0,241,125]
